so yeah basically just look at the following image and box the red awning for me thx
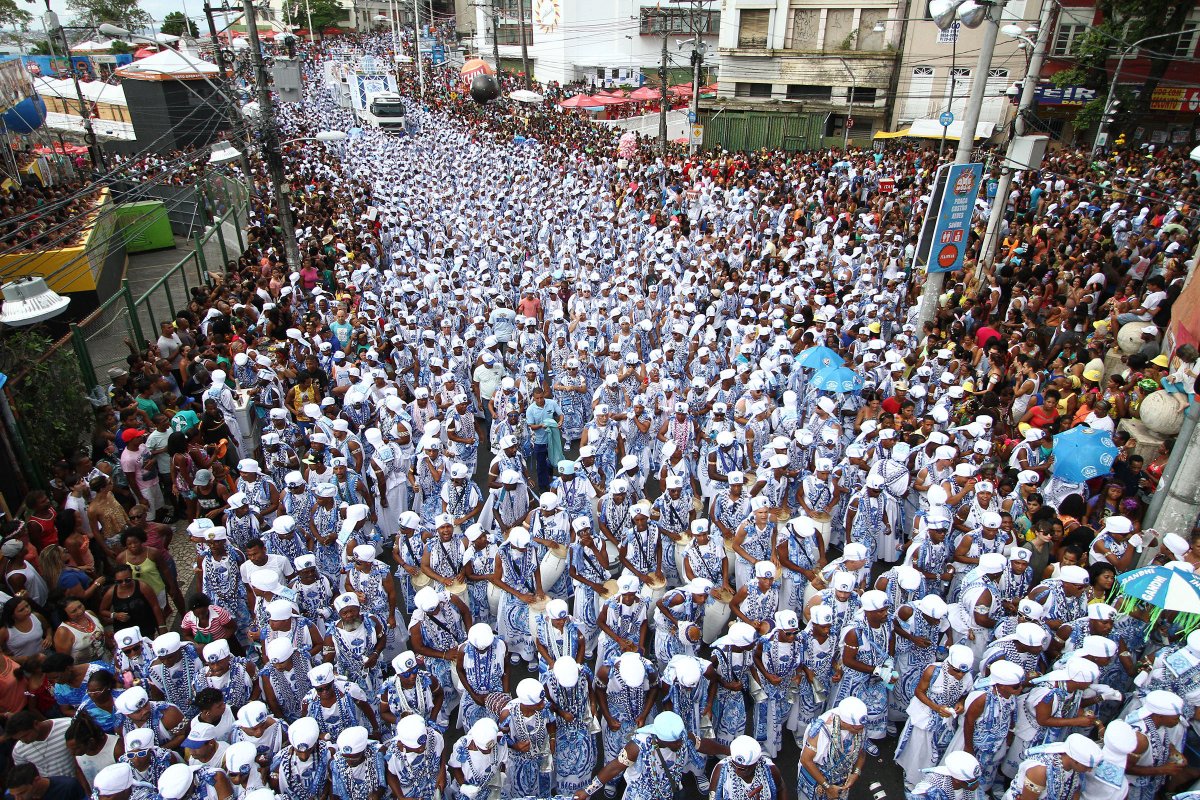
[559,94,602,108]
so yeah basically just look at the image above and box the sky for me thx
[47,0,232,36]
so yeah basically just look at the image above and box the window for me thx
[824,9,854,51]
[789,9,819,49]
[496,23,531,45]
[738,9,770,48]
[1052,23,1087,56]
[786,84,832,100]
[849,86,878,105]
[938,22,960,43]
[948,67,971,118]
[901,66,934,121]
[1172,22,1200,58]
[735,82,773,98]
[638,8,720,35]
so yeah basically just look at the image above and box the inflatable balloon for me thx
[469,74,500,105]
[2,96,46,135]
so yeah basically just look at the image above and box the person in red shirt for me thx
[22,491,55,554]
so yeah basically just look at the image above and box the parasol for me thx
[810,365,863,394]
[1050,426,1119,482]
[508,89,544,103]
[1113,564,1200,633]
[796,346,845,370]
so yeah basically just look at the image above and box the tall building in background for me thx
[707,0,901,149]
[473,0,720,88]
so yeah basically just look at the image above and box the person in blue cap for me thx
[571,710,727,800]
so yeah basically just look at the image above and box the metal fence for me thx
[70,172,250,396]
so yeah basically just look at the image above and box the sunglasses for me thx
[316,684,335,693]
[116,578,134,585]
[130,749,150,759]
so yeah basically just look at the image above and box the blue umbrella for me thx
[811,365,863,394]
[1114,565,1200,633]
[797,346,845,371]
[1050,426,1119,482]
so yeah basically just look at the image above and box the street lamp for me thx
[1090,30,1192,157]
[915,0,1004,335]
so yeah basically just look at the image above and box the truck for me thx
[362,91,407,133]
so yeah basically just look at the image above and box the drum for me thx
[486,580,502,618]
[411,571,432,589]
[812,513,832,549]
[645,574,668,603]
[673,533,692,583]
[527,594,549,637]
[599,579,620,600]
[703,586,733,643]
[446,580,468,596]
[538,544,568,593]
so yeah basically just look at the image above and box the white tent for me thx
[33,76,127,107]
[69,39,116,52]
[116,49,220,80]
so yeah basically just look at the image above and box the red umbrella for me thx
[591,95,632,105]
[133,47,158,59]
[702,82,717,93]
[558,94,602,108]
[629,86,661,101]
[670,83,694,96]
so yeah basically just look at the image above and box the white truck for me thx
[361,91,408,134]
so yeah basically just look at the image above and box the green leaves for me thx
[160,11,199,37]
[0,332,93,485]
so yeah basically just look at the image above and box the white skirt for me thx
[895,721,938,787]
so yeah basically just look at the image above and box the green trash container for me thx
[116,201,176,253]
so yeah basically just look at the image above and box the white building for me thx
[473,0,720,88]
[887,0,1040,137]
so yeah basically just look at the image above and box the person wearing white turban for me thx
[895,644,976,786]
[659,654,713,790]
[829,590,894,756]
[446,717,507,800]
[710,735,786,800]
[384,714,444,800]
[943,659,1025,788]
[789,603,839,734]
[498,678,556,798]
[906,750,982,800]
[583,710,726,800]
[1126,690,1186,800]
[329,726,387,800]
[1001,733,1101,800]
[1082,719,1138,800]
[271,717,333,800]
[797,697,869,799]
[752,610,801,758]
[541,656,597,795]
[1001,656,1101,778]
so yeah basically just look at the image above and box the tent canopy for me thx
[875,118,996,141]
[116,49,221,81]
[34,76,127,107]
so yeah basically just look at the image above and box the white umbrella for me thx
[508,89,544,104]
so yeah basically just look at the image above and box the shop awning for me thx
[874,119,996,141]
[873,128,910,140]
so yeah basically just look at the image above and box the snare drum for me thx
[703,586,733,643]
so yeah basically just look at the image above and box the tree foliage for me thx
[0,0,32,31]
[289,0,348,33]
[161,11,198,37]
[0,332,92,487]
[65,0,151,30]
[1050,0,1194,131]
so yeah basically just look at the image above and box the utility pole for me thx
[241,0,302,271]
[515,0,531,87]
[491,0,501,74]
[688,43,703,154]
[413,0,426,95]
[977,1,1055,276]
[42,6,103,170]
[203,1,253,181]
[915,0,1005,336]
[658,13,668,154]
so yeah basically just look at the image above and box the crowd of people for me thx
[0,175,105,252]
[7,23,1200,800]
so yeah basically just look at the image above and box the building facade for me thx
[711,0,902,144]
[472,0,720,88]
